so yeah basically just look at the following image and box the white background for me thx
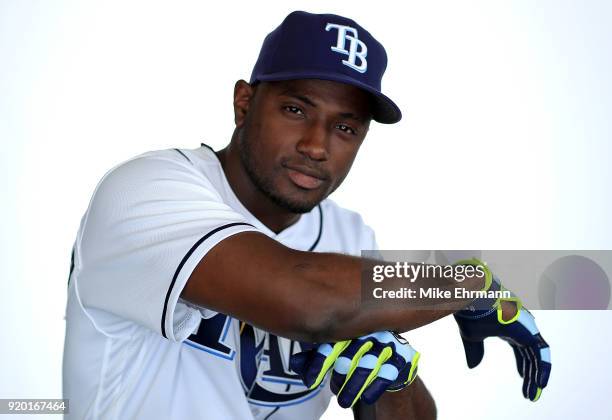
[1,0,611,419]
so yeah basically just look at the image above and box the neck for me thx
[216,143,301,234]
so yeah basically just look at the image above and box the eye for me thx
[336,123,357,135]
[283,105,304,116]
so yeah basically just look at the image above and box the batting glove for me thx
[290,331,420,408]
[453,258,552,401]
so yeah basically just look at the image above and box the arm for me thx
[181,231,484,342]
[352,377,436,420]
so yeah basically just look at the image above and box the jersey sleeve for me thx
[73,151,259,342]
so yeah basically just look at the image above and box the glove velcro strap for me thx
[456,282,523,325]
[456,278,503,316]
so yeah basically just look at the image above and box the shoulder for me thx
[80,147,230,235]
[94,148,220,197]
[103,148,204,179]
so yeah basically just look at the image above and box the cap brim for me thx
[254,72,402,124]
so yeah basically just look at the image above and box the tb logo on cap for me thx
[325,23,368,73]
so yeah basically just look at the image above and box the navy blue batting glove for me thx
[290,331,420,408]
[453,259,552,402]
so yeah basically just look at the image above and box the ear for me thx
[233,80,255,128]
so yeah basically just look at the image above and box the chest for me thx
[183,313,322,408]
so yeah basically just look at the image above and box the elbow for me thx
[291,299,353,343]
[278,252,357,343]
[261,287,341,343]
[299,312,337,343]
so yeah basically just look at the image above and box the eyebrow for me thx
[279,90,317,107]
[278,89,369,123]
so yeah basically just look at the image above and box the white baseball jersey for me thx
[63,144,378,420]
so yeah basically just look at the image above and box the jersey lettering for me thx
[247,336,321,406]
[261,335,303,385]
[184,313,235,360]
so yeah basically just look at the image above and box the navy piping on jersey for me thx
[173,148,193,165]
[200,142,215,153]
[161,222,254,339]
[308,205,323,252]
[68,247,75,286]
[264,407,280,419]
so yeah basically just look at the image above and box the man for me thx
[63,11,550,419]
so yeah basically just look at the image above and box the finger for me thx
[288,351,310,376]
[330,373,345,395]
[330,356,351,395]
[330,339,374,395]
[537,345,552,388]
[303,341,351,389]
[337,349,392,408]
[295,350,327,388]
[508,310,550,393]
[460,337,485,368]
[531,334,551,389]
[337,364,376,408]
[330,350,406,398]
[362,349,420,404]
[360,377,392,405]
[509,343,526,378]
[386,349,420,390]
[522,346,541,401]
[519,346,531,399]
[518,331,550,401]
[361,361,402,404]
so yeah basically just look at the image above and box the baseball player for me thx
[63,11,551,419]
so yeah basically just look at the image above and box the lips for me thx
[284,164,327,190]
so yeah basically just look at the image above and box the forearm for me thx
[182,232,485,342]
[290,249,485,341]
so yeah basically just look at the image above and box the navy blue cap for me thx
[249,11,402,124]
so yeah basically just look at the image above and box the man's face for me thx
[235,79,372,213]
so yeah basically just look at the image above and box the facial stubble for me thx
[237,126,320,214]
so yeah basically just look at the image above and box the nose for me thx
[296,122,329,162]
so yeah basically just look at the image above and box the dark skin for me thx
[182,78,508,419]
[182,78,486,339]
[353,377,436,420]
[217,79,371,233]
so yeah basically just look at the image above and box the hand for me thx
[453,259,552,401]
[290,331,420,408]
